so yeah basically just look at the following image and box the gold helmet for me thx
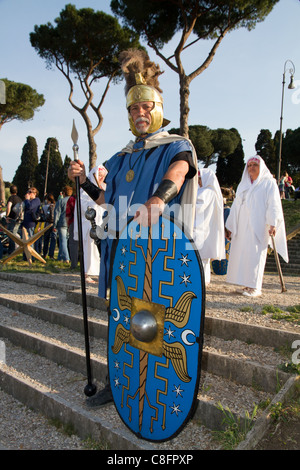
[119,49,170,137]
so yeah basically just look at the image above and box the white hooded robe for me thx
[74,165,107,277]
[225,156,288,290]
[193,168,226,284]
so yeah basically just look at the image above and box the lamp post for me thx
[277,59,295,183]
[44,138,57,199]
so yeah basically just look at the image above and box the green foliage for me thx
[12,136,39,197]
[0,79,45,130]
[111,0,279,49]
[216,139,244,188]
[34,138,64,199]
[255,129,277,175]
[269,402,290,422]
[213,402,258,449]
[282,127,300,174]
[30,4,140,83]
[170,124,244,186]
[111,0,279,137]
[256,127,300,178]
[30,3,141,169]
[278,362,300,375]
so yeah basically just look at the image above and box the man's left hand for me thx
[134,196,165,227]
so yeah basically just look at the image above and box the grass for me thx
[261,304,300,324]
[0,253,80,275]
[281,199,300,232]
[212,402,258,450]
[269,396,300,423]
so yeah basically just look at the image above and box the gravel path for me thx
[0,271,299,450]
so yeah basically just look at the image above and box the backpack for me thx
[31,204,46,223]
[12,201,25,221]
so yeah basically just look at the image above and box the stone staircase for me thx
[265,228,300,276]
[0,271,299,450]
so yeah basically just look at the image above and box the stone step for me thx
[0,271,298,449]
[0,305,290,396]
[1,285,298,352]
[0,336,154,451]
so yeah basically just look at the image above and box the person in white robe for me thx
[193,168,226,285]
[225,155,288,297]
[74,165,107,283]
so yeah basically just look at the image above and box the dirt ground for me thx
[255,413,300,450]
[207,272,300,450]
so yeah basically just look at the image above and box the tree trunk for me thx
[179,75,191,138]
[0,166,5,205]
[80,110,103,171]
[88,129,98,171]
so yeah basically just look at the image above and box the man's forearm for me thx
[80,178,105,205]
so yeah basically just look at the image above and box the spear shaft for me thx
[71,120,97,396]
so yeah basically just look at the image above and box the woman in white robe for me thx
[225,156,288,297]
[74,165,107,282]
[193,168,226,285]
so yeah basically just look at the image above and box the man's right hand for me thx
[68,160,87,185]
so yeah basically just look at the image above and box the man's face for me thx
[129,101,154,135]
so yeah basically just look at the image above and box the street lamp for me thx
[44,138,58,199]
[277,59,295,183]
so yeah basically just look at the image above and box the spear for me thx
[71,120,97,397]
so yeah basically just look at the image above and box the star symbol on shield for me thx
[170,403,182,416]
[164,325,175,339]
[179,272,191,286]
[120,245,127,256]
[114,376,120,388]
[119,261,126,272]
[173,384,184,398]
[178,253,191,266]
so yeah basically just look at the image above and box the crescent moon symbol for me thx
[181,329,196,346]
[112,308,120,322]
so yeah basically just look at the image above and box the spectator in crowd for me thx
[6,185,22,254]
[278,173,286,199]
[66,190,78,269]
[22,187,41,261]
[23,187,41,237]
[53,186,72,263]
[284,172,293,199]
[42,193,56,259]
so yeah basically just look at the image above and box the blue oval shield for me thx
[107,215,205,442]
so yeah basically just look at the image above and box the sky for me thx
[0,0,299,184]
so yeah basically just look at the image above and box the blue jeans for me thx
[43,226,57,258]
[57,226,69,261]
[7,219,21,254]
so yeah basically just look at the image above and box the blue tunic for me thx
[98,130,194,298]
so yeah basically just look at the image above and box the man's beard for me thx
[135,117,150,134]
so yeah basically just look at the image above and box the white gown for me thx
[226,156,288,291]
[193,169,226,284]
[73,166,106,277]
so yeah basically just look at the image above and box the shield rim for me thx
[107,214,206,442]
